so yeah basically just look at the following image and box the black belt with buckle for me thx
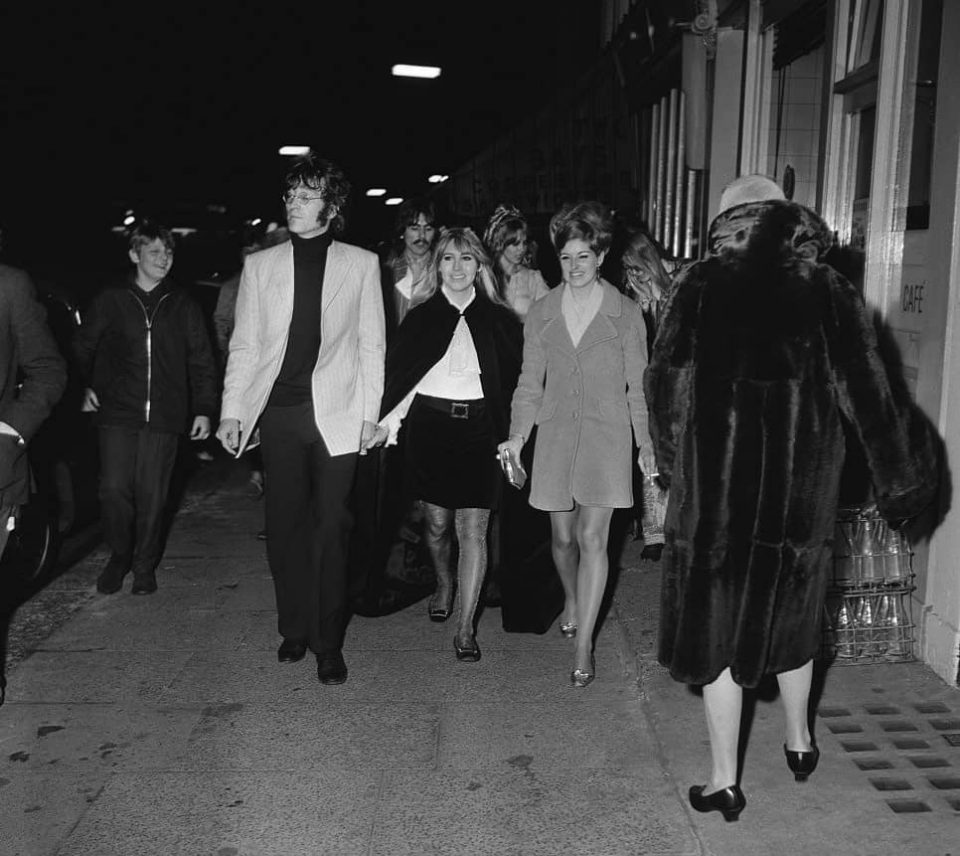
[417,394,485,419]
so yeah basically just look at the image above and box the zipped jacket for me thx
[72,276,217,434]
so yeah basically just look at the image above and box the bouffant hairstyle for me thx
[549,201,614,256]
[283,152,351,235]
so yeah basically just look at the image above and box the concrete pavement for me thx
[1,461,958,855]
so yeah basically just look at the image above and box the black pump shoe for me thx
[784,742,820,782]
[428,587,454,622]
[688,784,746,822]
[453,634,481,662]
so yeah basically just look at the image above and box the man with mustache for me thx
[217,153,385,685]
[380,198,439,336]
[74,221,218,596]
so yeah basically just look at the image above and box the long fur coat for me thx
[646,200,938,687]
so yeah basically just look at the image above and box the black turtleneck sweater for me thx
[267,230,334,406]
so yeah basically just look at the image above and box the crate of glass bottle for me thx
[832,506,912,586]
[821,587,915,665]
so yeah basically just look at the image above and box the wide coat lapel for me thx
[322,241,352,314]
[575,281,621,353]
[537,287,577,356]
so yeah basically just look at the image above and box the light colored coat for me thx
[509,280,650,510]
[221,239,385,456]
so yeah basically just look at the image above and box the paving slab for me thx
[370,768,698,856]
[53,771,382,856]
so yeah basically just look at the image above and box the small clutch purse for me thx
[499,448,527,490]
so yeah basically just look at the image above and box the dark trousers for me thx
[259,402,358,655]
[98,425,179,576]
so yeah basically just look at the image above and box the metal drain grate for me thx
[817,707,853,718]
[908,756,950,769]
[892,738,929,750]
[887,799,931,813]
[865,704,901,715]
[842,740,880,752]
[827,722,864,734]
[926,776,960,789]
[855,758,895,770]
[880,721,919,732]
[870,778,913,791]
[914,703,950,714]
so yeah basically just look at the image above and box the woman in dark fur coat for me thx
[645,176,938,821]
[371,228,523,662]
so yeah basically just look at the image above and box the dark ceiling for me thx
[2,0,598,257]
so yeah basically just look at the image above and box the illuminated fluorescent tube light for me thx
[391,64,441,79]
[278,145,311,156]
[365,188,388,197]
[385,197,404,206]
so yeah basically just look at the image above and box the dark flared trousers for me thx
[259,402,358,655]
[98,424,179,576]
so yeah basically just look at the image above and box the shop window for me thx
[847,0,884,73]
[905,0,941,231]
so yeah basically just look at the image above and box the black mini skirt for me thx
[405,394,500,510]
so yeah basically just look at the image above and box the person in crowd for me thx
[213,227,268,498]
[348,200,441,616]
[380,198,439,336]
[371,227,522,662]
[216,153,385,686]
[621,228,673,561]
[498,201,656,686]
[0,244,68,705]
[645,175,939,822]
[483,204,550,318]
[74,221,217,596]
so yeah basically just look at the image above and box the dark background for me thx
[1,1,598,286]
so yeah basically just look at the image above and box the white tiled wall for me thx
[766,46,825,209]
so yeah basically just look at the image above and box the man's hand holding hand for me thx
[216,418,241,454]
[81,388,100,412]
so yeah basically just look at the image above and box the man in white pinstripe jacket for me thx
[217,154,385,685]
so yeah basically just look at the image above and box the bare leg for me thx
[454,507,490,639]
[421,501,455,614]
[702,667,742,792]
[776,659,814,751]
[550,509,579,627]
[573,505,614,673]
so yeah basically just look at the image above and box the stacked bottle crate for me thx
[822,506,916,664]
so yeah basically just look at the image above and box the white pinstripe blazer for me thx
[220,239,385,456]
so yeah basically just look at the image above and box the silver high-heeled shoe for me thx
[570,654,595,687]
[559,621,577,639]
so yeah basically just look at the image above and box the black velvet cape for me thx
[379,289,523,441]
[646,200,938,687]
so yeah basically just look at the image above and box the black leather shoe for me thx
[277,639,307,663]
[316,651,348,685]
[131,573,157,595]
[688,784,746,822]
[784,742,820,781]
[96,557,130,594]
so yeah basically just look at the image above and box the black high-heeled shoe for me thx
[784,742,820,782]
[454,633,481,662]
[428,586,454,622]
[688,784,746,822]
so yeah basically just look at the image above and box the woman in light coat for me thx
[498,201,656,686]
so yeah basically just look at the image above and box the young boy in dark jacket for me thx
[74,221,217,594]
